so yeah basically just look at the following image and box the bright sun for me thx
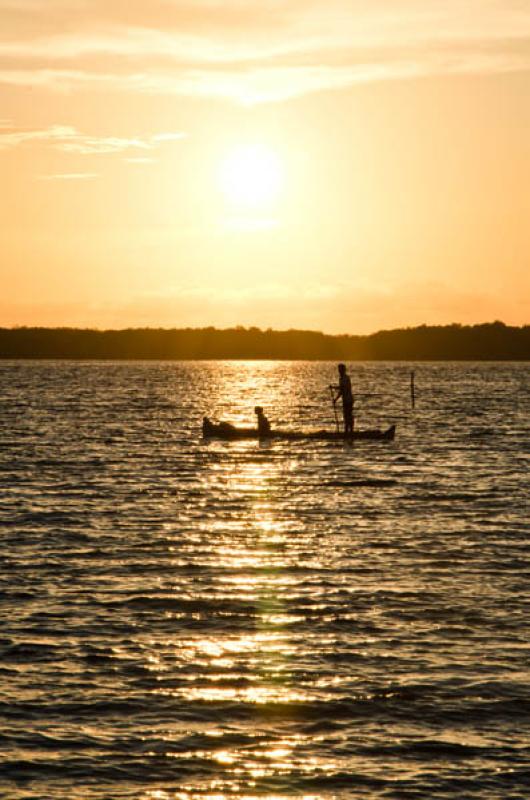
[219,144,283,208]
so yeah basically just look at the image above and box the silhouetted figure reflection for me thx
[332,363,354,436]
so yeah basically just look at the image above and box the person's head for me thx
[338,363,346,375]
[254,406,263,416]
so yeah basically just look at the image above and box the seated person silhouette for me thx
[202,416,236,435]
[254,406,271,437]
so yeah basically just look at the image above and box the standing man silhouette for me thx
[333,363,354,437]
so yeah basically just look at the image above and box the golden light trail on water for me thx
[142,364,309,794]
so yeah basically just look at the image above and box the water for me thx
[1,361,529,799]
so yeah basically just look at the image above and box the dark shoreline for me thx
[1,321,529,361]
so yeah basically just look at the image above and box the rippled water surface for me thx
[1,361,529,799]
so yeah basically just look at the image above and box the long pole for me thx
[410,370,416,409]
[329,386,340,433]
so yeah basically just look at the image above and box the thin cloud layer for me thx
[0,1,529,102]
[0,124,186,154]
[37,172,98,180]
[2,279,525,332]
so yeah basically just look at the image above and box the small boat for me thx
[202,418,396,442]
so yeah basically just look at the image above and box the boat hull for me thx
[202,421,396,442]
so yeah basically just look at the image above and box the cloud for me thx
[0,124,187,154]
[0,1,528,103]
[0,45,526,106]
[1,277,527,332]
[37,172,98,180]
[79,280,526,334]
[124,157,157,164]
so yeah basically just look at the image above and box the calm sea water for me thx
[1,361,529,800]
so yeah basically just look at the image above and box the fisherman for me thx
[254,406,271,437]
[332,363,354,436]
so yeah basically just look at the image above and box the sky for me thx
[1,0,529,334]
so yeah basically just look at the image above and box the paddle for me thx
[329,385,340,433]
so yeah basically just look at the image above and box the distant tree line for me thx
[0,322,529,360]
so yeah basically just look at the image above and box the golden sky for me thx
[1,0,529,333]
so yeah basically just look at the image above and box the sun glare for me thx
[219,144,283,208]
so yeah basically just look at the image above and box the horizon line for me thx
[2,319,526,338]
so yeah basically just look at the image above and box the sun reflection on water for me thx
[149,366,307,792]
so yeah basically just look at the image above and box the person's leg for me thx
[344,401,353,436]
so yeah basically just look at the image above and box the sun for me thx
[219,144,283,209]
